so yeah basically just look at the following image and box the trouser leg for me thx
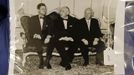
[96,50,104,65]
[56,46,68,66]
[45,45,54,64]
[37,47,44,68]
[94,42,105,65]
[56,41,72,70]
[44,46,54,69]
[67,44,77,63]
[80,44,89,66]
[81,48,89,64]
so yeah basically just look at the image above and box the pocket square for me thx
[69,25,73,27]
[46,25,48,27]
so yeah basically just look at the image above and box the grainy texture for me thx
[14,54,114,75]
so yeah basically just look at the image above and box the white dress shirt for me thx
[86,19,91,31]
[39,16,44,30]
[63,20,68,29]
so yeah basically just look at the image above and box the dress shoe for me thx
[46,63,52,69]
[60,62,66,67]
[83,62,89,66]
[39,64,44,69]
[65,64,72,70]
[96,62,104,66]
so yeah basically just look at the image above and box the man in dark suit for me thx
[29,3,53,69]
[78,8,104,66]
[43,12,60,69]
[51,7,78,70]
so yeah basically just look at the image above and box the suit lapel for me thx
[44,16,46,25]
[83,18,93,32]
[68,16,75,29]
[83,18,89,31]
[35,15,41,30]
[89,19,93,32]
[43,16,46,29]
[61,18,65,29]
[67,17,71,29]
[59,17,67,30]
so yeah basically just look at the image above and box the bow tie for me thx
[62,18,68,21]
[40,16,44,19]
[63,19,68,21]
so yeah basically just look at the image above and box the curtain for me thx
[0,0,9,75]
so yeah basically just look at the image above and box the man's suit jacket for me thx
[79,18,103,46]
[53,15,79,42]
[29,15,53,45]
[30,15,42,37]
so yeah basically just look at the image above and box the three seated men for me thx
[28,3,105,70]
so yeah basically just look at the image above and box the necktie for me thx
[63,19,68,21]
[40,16,44,19]
[87,20,90,31]
[63,20,68,29]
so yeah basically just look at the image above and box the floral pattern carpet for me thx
[14,55,114,75]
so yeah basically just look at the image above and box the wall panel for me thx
[14,0,118,29]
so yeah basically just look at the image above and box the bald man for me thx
[78,8,103,66]
[50,7,79,70]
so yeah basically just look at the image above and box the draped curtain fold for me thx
[15,0,117,29]
[0,0,9,75]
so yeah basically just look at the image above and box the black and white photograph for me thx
[9,0,118,75]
